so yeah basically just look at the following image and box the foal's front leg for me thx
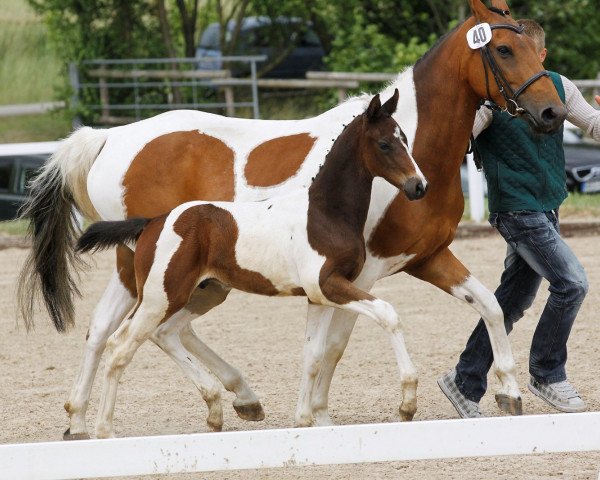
[316,275,418,422]
[407,247,522,414]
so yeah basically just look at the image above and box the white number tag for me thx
[467,23,492,49]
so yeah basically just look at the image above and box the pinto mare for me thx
[18,0,567,438]
[75,92,426,438]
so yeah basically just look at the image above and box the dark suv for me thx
[563,124,600,193]
[0,151,49,220]
[196,16,324,78]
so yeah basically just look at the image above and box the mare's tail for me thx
[76,218,150,254]
[17,127,108,332]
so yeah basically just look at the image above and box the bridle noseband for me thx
[478,13,549,117]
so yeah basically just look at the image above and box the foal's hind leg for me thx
[151,282,264,427]
[63,268,135,440]
[95,300,168,439]
[179,323,265,422]
[181,283,263,421]
[407,247,522,415]
[151,311,224,432]
[316,275,418,422]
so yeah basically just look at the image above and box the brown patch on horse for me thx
[123,131,235,218]
[244,133,315,187]
[116,244,136,298]
[161,205,279,319]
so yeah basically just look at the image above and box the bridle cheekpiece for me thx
[478,8,549,117]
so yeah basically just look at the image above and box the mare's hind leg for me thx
[407,247,522,414]
[64,266,136,440]
[315,275,418,422]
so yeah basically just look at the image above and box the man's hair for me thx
[518,19,546,52]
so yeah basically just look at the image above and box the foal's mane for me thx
[311,112,364,185]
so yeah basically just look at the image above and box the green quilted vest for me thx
[475,71,567,213]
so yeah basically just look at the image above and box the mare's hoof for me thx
[63,428,90,441]
[495,393,523,415]
[233,402,265,421]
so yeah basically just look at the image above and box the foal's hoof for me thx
[233,402,265,421]
[399,409,415,422]
[63,428,90,441]
[495,393,523,416]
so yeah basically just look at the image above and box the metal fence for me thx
[69,56,266,124]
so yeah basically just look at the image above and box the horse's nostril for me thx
[541,107,557,122]
[415,180,427,198]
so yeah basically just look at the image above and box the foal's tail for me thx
[17,127,108,332]
[76,218,150,254]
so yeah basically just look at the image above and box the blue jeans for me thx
[455,210,588,402]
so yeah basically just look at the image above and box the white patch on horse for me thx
[143,203,201,317]
[385,253,416,275]
[217,194,327,295]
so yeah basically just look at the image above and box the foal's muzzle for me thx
[403,177,428,201]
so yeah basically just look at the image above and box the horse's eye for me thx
[496,45,512,57]
[378,142,391,151]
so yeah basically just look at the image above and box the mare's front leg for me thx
[314,275,418,422]
[64,249,136,440]
[295,303,334,427]
[406,246,522,414]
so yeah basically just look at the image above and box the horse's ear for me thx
[366,94,382,121]
[381,89,399,116]
[469,0,491,22]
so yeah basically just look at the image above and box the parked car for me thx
[0,142,57,221]
[461,121,600,197]
[563,121,600,193]
[196,16,324,78]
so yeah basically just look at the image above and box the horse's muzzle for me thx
[403,176,428,201]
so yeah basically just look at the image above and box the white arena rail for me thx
[2,413,600,480]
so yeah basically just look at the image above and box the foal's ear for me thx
[366,94,382,121]
[381,89,399,116]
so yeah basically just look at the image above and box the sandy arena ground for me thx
[1,233,600,479]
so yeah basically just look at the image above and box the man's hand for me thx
[596,95,600,106]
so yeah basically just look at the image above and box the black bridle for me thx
[478,18,549,117]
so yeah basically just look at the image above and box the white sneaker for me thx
[528,377,586,413]
[438,369,482,418]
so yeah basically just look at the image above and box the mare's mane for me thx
[414,6,514,68]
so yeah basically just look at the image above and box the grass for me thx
[0,111,72,143]
[0,0,63,105]
[463,191,600,222]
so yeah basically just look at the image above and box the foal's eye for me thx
[378,142,391,152]
[496,45,512,57]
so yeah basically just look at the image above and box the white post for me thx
[466,152,485,222]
